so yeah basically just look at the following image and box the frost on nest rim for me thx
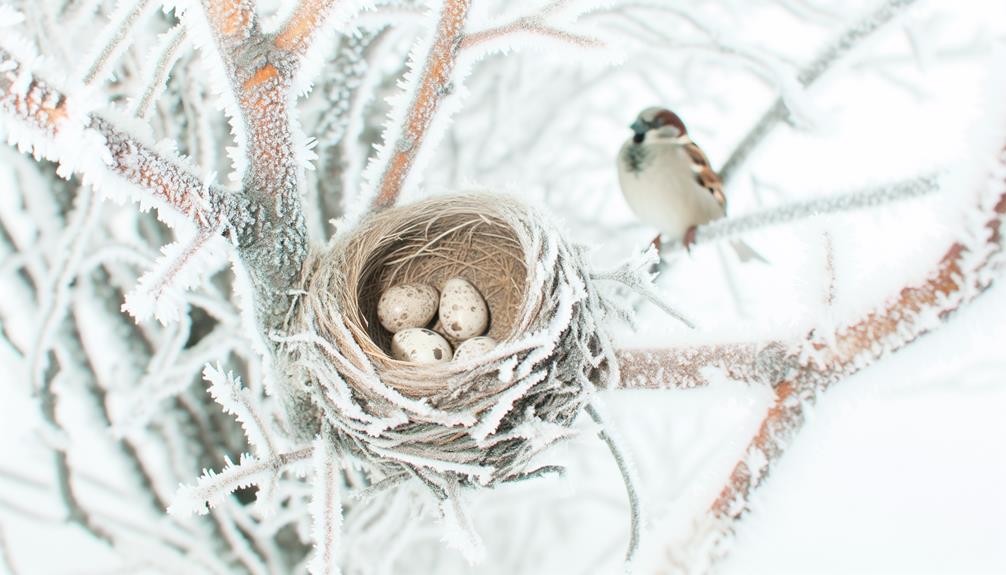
[280,193,623,489]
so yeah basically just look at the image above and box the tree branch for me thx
[460,15,601,51]
[201,0,259,63]
[614,343,787,390]
[628,141,1006,568]
[371,0,472,211]
[658,173,941,255]
[275,0,343,58]
[0,46,239,231]
[193,0,308,325]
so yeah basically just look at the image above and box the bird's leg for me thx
[649,233,664,275]
[683,225,698,253]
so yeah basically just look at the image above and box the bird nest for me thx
[281,193,620,488]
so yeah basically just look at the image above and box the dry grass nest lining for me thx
[349,197,530,374]
[284,193,619,486]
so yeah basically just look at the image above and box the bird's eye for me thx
[633,132,645,144]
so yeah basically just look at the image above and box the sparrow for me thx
[617,107,764,262]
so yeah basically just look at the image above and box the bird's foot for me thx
[648,233,663,275]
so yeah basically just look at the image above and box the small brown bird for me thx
[617,107,764,262]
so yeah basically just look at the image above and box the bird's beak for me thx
[630,119,648,143]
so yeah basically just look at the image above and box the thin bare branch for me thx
[371,0,472,211]
[660,173,941,255]
[134,25,187,120]
[275,0,343,58]
[460,15,602,51]
[614,343,788,390]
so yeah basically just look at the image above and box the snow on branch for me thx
[369,0,472,211]
[275,0,347,59]
[586,401,642,566]
[92,117,235,229]
[614,343,788,390]
[199,0,258,63]
[182,0,311,322]
[203,363,278,459]
[0,45,240,231]
[659,173,941,254]
[81,0,159,86]
[169,448,313,516]
[308,435,343,575]
[122,224,229,323]
[134,25,188,120]
[0,47,69,137]
[459,8,603,52]
[635,136,1006,568]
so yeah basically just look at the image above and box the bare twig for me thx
[275,0,344,58]
[586,402,642,566]
[660,173,940,255]
[371,0,472,210]
[460,15,601,51]
[614,343,789,390]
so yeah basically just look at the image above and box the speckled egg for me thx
[452,336,497,362]
[390,328,453,364]
[377,283,439,333]
[438,277,489,340]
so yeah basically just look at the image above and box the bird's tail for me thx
[731,239,768,263]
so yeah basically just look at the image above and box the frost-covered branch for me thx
[169,448,313,516]
[614,343,788,390]
[636,140,1006,568]
[718,0,920,185]
[199,0,258,65]
[185,0,311,324]
[585,401,642,566]
[659,172,941,254]
[460,11,602,51]
[371,0,472,210]
[0,523,14,575]
[134,25,187,120]
[275,0,345,59]
[308,435,343,575]
[81,0,158,86]
[0,46,240,230]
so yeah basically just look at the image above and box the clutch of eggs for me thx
[378,277,496,364]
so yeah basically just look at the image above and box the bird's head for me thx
[630,107,687,143]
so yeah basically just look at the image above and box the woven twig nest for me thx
[282,193,620,488]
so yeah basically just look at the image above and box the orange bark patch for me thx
[242,64,279,92]
[3,76,70,134]
[209,1,253,38]
[275,0,333,53]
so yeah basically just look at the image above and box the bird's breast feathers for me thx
[618,139,726,236]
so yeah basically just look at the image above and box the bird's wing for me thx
[681,137,727,212]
